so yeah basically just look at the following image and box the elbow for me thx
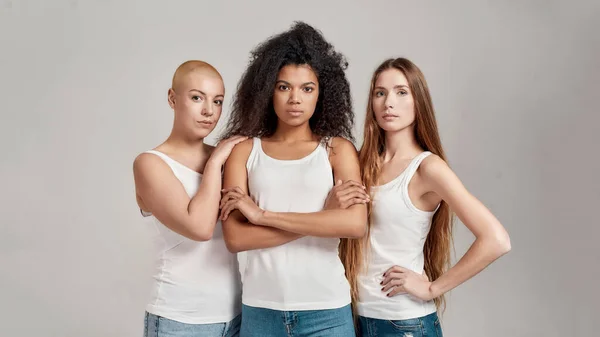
[346,220,367,239]
[491,231,511,257]
[224,237,245,253]
[498,233,512,255]
[188,222,216,242]
[345,209,368,239]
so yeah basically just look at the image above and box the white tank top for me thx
[239,137,351,311]
[357,151,438,320]
[141,150,242,324]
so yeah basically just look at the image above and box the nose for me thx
[201,102,214,116]
[288,89,301,104]
[384,94,394,109]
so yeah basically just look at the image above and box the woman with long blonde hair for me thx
[340,58,511,336]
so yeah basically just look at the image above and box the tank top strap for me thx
[400,151,433,187]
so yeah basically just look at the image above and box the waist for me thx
[242,237,350,310]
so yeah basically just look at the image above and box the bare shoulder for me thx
[132,152,176,195]
[417,154,459,190]
[133,152,169,176]
[328,136,358,158]
[228,137,254,160]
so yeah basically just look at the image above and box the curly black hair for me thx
[221,21,354,142]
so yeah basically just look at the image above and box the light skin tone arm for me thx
[221,139,304,253]
[220,137,368,239]
[133,136,246,241]
[381,154,512,300]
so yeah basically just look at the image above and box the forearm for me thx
[223,214,303,253]
[430,235,511,297]
[184,160,223,238]
[257,206,367,238]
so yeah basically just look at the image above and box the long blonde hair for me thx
[340,58,454,313]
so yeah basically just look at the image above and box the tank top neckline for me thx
[372,151,431,190]
[254,137,325,164]
[145,150,203,176]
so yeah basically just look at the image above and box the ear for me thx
[167,88,176,109]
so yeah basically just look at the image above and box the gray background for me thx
[1,0,599,336]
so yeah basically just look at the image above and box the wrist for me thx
[206,158,223,171]
[257,210,275,226]
[429,281,443,299]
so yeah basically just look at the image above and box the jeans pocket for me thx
[388,318,422,334]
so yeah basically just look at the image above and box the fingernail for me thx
[386,293,390,297]
[381,287,384,291]
[379,281,383,285]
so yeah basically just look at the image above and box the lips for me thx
[382,114,398,120]
[197,120,214,126]
[287,110,304,117]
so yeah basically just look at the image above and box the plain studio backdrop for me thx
[1,1,599,336]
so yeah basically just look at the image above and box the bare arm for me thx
[256,138,367,238]
[383,155,511,299]
[423,155,511,297]
[222,138,367,239]
[133,136,246,241]
[221,139,302,253]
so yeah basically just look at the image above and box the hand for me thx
[220,186,265,224]
[381,265,435,301]
[324,180,369,210]
[208,136,248,167]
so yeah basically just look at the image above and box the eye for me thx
[303,87,314,93]
[214,100,223,106]
[192,96,202,102]
[278,85,290,91]
[398,90,408,96]
[374,91,385,97]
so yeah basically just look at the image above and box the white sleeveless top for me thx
[357,151,438,320]
[238,137,351,311]
[141,150,242,324]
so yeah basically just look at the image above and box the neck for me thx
[271,121,314,142]
[163,128,207,154]
[383,125,423,162]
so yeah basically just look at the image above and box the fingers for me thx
[383,265,408,277]
[341,180,366,189]
[387,286,407,297]
[381,278,404,292]
[220,199,239,221]
[220,191,243,209]
[339,190,370,202]
[380,272,405,287]
[228,135,248,145]
[217,136,248,151]
[341,197,369,209]
[335,180,365,193]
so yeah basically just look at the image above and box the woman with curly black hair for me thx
[218,22,369,336]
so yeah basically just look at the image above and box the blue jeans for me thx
[240,304,355,337]
[358,312,443,337]
[144,312,241,337]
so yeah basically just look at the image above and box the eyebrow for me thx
[276,80,317,86]
[189,89,224,98]
[374,85,409,90]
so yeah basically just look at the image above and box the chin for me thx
[377,122,403,133]
[193,129,212,139]
[281,118,310,127]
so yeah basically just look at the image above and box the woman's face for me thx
[272,64,320,128]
